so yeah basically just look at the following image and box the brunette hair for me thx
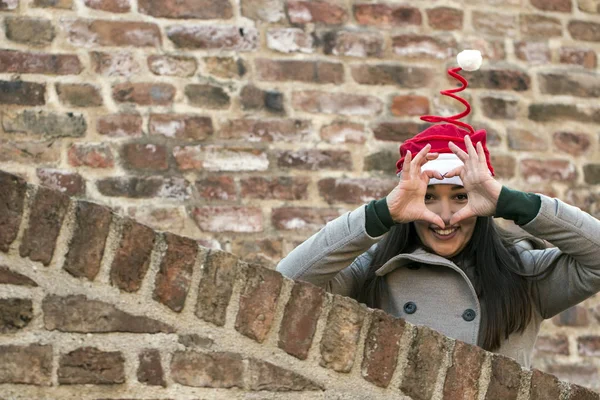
[358,217,546,351]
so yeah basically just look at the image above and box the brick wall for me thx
[1,169,599,399]
[0,0,599,393]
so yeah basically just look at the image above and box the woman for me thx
[276,55,600,368]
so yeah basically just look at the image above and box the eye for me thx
[454,193,468,201]
[424,193,435,202]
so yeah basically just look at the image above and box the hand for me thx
[387,144,445,229]
[445,135,503,226]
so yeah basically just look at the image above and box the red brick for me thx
[318,178,396,204]
[255,58,344,84]
[354,4,421,26]
[139,0,232,18]
[443,341,485,399]
[36,169,85,197]
[0,171,27,252]
[153,233,198,312]
[149,114,212,141]
[534,335,570,355]
[546,364,598,391]
[292,90,383,116]
[272,207,341,231]
[0,50,83,75]
[84,0,130,12]
[171,351,244,388]
[97,177,191,199]
[241,0,284,22]
[174,145,268,171]
[473,11,517,37]
[68,144,114,168]
[278,149,352,171]
[320,296,366,372]
[569,384,600,400]
[66,20,161,47]
[391,95,429,116]
[520,159,577,183]
[320,121,367,144]
[481,96,519,119]
[97,113,143,137]
[373,121,427,142]
[235,265,283,342]
[241,177,309,201]
[392,34,457,59]
[467,68,531,91]
[559,47,597,69]
[204,56,247,79]
[192,206,263,233]
[34,0,71,8]
[565,188,600,219]
[148,54,197,77]
[195,250,241,326]
[19,186,69,265]
[167,25,258,50]
[122,143,169,171]
[530,369,562,399]
[532,0,571,12]
[540,72,600,98]
[0,298,33,333]
[427,7,463,30]
[112,82,175,106]
[287,1,348,24]
[232,238,283,267]
[5,17,55,46]
[553,132,592,156]
[520,14,562,38]
[0,266,38,286]
[577,336,600,356]
[239,85,284,113]
[352,64,432,87]
[56,83,102,107]
[127,207,186,232]
[220,119,310,142]
[460,38,506,60]
[0,345,52,385]
[91,51,141,77]
[485,355,522,400]
[267,27,314,54]
[584,164,600,184]
[0,80,45,106]
[247,358,323,391]
[196,176,236,201]
[529,103,600,123]
[364,150,398,174]
[515,41,550,64]
[110,219,155,292]
[322,30,383,58]
[278,281,324,360]
[491,154,517,179]
[0,140,61,165]
[401,326,448,400]
[361,310,404,388]
[63,201,111,280]
[185,84,230,109]
[137,349,165,387]
[58,347,125,384]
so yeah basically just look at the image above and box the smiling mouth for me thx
[430,227,459,240]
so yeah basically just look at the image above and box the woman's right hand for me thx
[386,144,446,229]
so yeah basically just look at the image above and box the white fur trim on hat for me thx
[422,153,463,185]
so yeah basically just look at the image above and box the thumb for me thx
[443,166,463,179]
[449,206,475,226]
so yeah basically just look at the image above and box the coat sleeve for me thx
[517,194,600,319]
[276,205,384,297]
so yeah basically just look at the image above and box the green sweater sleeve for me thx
[494,186,541,226]
[365,198,394,237]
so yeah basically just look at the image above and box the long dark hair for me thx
[358,217,546,351]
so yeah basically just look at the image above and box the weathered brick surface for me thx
[149,114,213,140]
[361,309,405,388]
[0,140,61,164]
[5,17,55,45]
[443,340,485,399]
[530,369,562,399]
[68,144,115,168]
[167,26,258,50]
[110,219,155,292]
[56,83,102,107]
[192,206,263,232]
[66,20,161,47]
[0,171,26,252]
[195,250,239,326]
[84,0,130,12]
[153,233,198,312]
[91,51,142,77]
[288,1,348,24]
[520,15,562,38]
[554,132,592,156]
[0,50,81,75]
[97,113,143,137]
[122,143,169,171]
[0,298,33,333]
[323,30,383,58]
[113,83,175,106]
[0,266,38,286]
[37,168,85,196]
[43,295,174,333]
[97,176,191,199]
[247,358,323,391]
[321,121,367,143]
[171,351,244,388]
[185,84,231,109]
[0,80,45,105]
[0,345,52,385]
[272,207,341,231]
[240,85,284,113]
[220,119,308,142]
[401,326,448,400]
[373,121,427,142]
[235,265,283,342]
[569,21,600,42]
[392,34,456,59]
[318,178,397,204]
[196,176,236,201]
[485,355,522,400]
[63,201,112,280]
[138,0,232,19]
[58,347,125,384]
[138,349,166,387]
[277,149,352,170]
[320,295,366,372]
[352,64,432,87]
[520,159,577,183]
[256,59,344,84]
[241,176,309,200]
[534,335,570,355]
[354,4,421,26]
[427,7,463,30]
[3,110,87,138]
[148,55,197,77]
[20,186,69,266]
[278,280,324,360]
[570,384,600,400]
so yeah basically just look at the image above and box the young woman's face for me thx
[413,184,477,258]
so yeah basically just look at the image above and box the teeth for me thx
[433,228,457,236]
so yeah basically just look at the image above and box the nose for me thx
[439,200,453,227]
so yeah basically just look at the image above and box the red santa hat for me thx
[396,50,495,185]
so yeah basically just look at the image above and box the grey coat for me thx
[276,195,600,367]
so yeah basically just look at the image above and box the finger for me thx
[403,150,412,174]
[423,211,445,230]
[443,165,463,179]
[464,135,477,158]
[424,169,444,181]
[412,143,432,168]
[448,141,469,163]
[449,206,475,226]
[425,152,439,160]
[476,141,488,169]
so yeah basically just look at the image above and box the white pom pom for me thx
[457,50,482,71]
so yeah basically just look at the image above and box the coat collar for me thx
[374,247,462,276]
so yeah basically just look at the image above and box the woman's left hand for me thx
[445,135,503,225]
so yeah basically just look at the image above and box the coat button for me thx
[404,302,417,314]
[462,309,476,322]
